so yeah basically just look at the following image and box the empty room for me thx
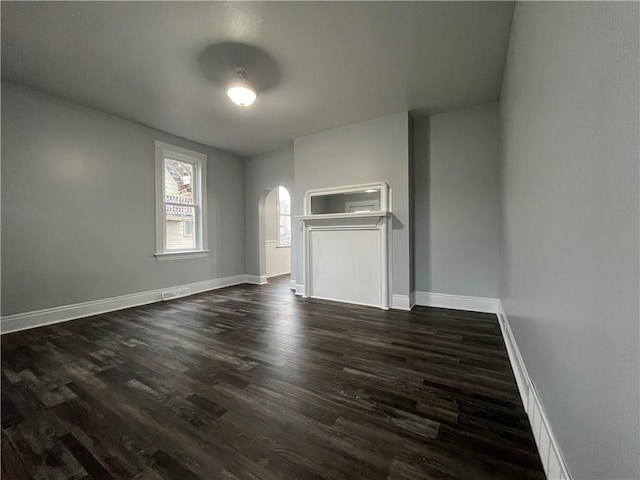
[1,2,638,480]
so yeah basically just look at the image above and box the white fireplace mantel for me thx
[297,182,391,310]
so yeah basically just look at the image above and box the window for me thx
[155,141,208,259]
[277,186,291,246]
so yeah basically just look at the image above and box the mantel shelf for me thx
[296,211,389,222]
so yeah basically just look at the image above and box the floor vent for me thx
[161,288,191,301]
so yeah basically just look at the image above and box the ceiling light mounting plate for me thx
[226,67,258,107]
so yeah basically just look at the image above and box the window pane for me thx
[166,205,195,250]
[279,215,291,245]
[164,158,194,205]
[278,186,290,215]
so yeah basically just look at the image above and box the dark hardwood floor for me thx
[1,275,545,479]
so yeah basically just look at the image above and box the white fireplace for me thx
[297,182,391,309]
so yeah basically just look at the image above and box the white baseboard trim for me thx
[496,302,530,407]
[294,284,305,296]
[414,291,499,314]
[289,280,297,290]
[244,275,267,285]
[391,294,412,311]
[497,302,571,480]
[0,274,247,335]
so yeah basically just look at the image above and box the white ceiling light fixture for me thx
[226,67,258,107]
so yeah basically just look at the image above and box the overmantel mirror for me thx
[304,182,389,216]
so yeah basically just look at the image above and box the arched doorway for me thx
[262,186,291,280]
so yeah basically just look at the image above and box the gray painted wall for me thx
[413,103,501,297]
[1,82,245,316]
[408,115,414,295]
[500,3,639,479]
[293,113,410,298]
[412,115,430,296]
[243,147,294,278]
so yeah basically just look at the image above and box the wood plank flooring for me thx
[1,275,545,479]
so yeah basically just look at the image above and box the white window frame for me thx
[154,141,209,260]
[276,186,291,247]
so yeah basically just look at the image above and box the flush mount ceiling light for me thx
[226,67,258,107]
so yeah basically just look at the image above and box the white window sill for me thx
[154,250,210,261]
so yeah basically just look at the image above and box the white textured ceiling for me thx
[1,1,514,157]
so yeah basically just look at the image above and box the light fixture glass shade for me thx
[226,82,258,107]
